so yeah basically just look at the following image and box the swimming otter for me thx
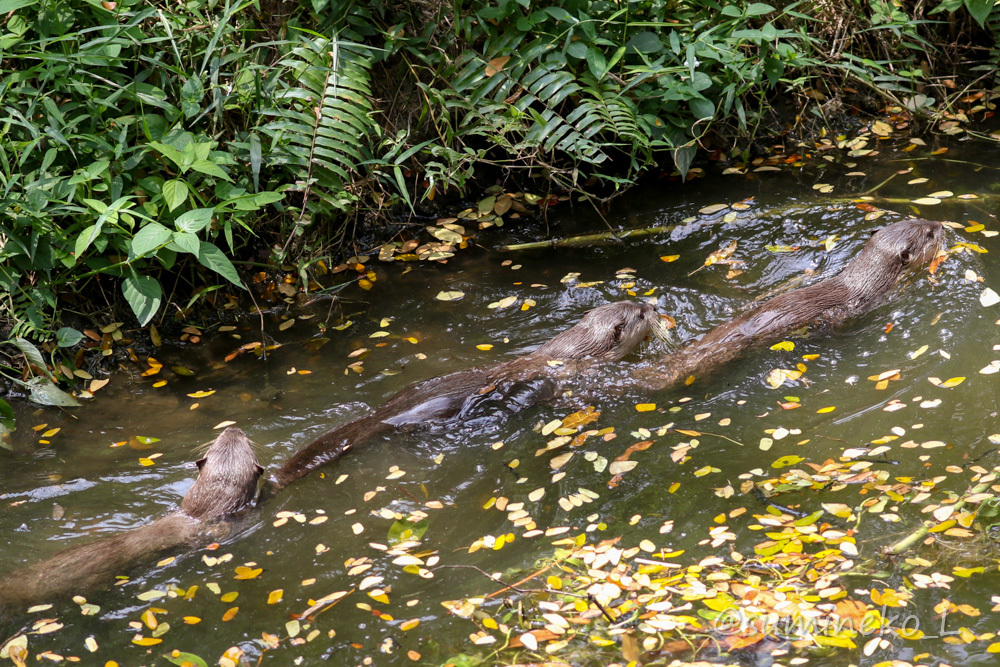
[272,300,662,487]
[0,427,261,617]
[634,218,944,390]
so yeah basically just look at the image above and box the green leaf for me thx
[197,242,243,287]
[22,377,81,407]
[566,41,588,59]
[586,46,607,80]
[122,272,163,326]
[190,159,233,182]
[162,652,209,667]
[75,223,102,259]
[964,0,992,26]
[171,231,201,256]
[14,337,50,377]
[148,141,186,169]
[0,397,14,441]
[55,327,85,348]
[175,208,213,233]
[626,31,664,54]
[388,518,428,545]
[132,222,173,256]
[673,144,696,180]
[0,0,37,12]
[162,179,189,212]
[0,398,14,429]
[746,2,775,15]
[690,97,716,119]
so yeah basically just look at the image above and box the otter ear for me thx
[195,457,207,469]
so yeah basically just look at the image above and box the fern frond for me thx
[261,35,377,218]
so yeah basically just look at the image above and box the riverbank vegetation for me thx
[1,0,999,403]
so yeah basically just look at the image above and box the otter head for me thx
[843,218,945,298]
[181,427,263,521]
[534,301,659,362]
[874,218,945,270]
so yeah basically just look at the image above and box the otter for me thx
[272,300,662,487]
[633,218,944,390]
[0,427,262,617]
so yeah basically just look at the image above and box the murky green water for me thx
[3,135,1000,666]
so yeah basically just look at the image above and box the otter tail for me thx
[271,414,390,489]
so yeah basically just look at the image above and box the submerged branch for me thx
[498,224,676,251]
[885,479,994,555]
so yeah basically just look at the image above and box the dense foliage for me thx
[0,0,998,401]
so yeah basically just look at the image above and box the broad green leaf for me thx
[14,337,49,377]
[190,159,233,182]
[148,141,186,169]
[964,0,992,26]
[0,0,38,12]
[75,223,102,258]
[746,2,775,15]
[22,377,81,407]
[171,231,200,256]
[55,327,84,348]
[131,223,173,257]
[162,179,189,212]
[122,273,163,326]
[625,31,664,54]
[197,242,242,286]
[388,518,428,545]
[175,208,213,233]
[162,651,209,667]
[0,398,14,430]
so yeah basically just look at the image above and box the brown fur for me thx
[0,428,261,617]
[182,427,263,520]
[272,301,656,487]
[634,218,944,390]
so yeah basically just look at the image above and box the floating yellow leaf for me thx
[766,368,801,388]
[186,390,215,398]
[132,637,162,646]
[488,295,518,309]
[476,344,493,351]
[699,203,728,215]
[400,619,420,631]
[435,290,464,301]
[222,607,238,621]
[267,590,283,604]
[660,255,680,262]
[770,341,794,351]
[635,403,656,412]
[817,406,836,413]
[772,455,804,468]
[183,616,201,624]
[940,377,965,388]
[911,197,941,205]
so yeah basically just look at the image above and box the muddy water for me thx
[2,136,1000,666]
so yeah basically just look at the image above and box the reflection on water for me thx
[2,137,1000,665]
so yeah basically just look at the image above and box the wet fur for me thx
[634,218,944,390]
[272,301,656,487]
[0,428,261,618]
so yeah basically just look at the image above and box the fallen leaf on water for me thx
[435,290,464,301]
